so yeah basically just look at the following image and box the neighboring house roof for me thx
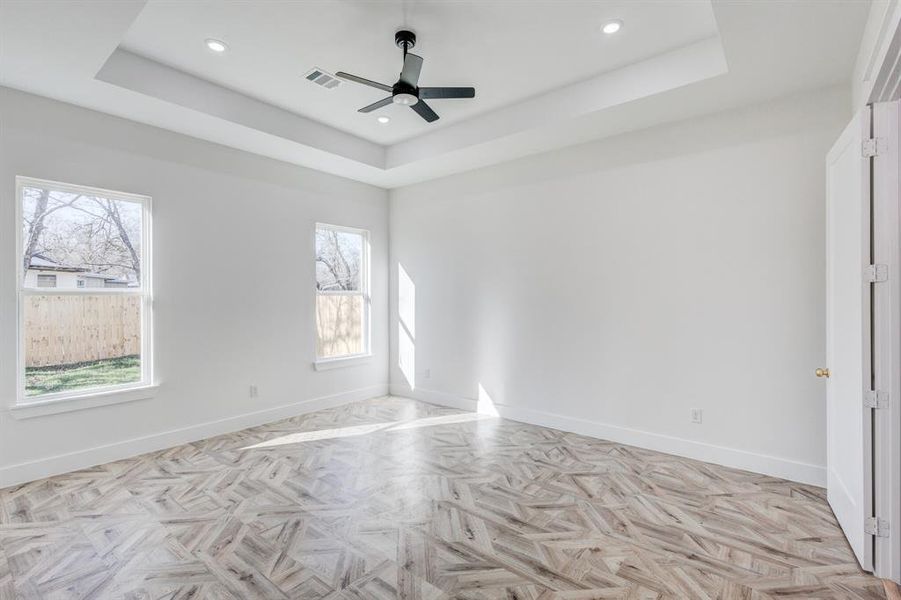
[28,254,84,273]
[28,254,131,284]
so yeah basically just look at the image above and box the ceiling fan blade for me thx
[411,99,439,123]
[335,72,392,92]
[399,53,423,87]
[358,96,394,113]
[419,87,475,99]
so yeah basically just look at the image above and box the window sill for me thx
[9,384,159,419]
[314,354,372,371]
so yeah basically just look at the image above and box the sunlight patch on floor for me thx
[242,411,494,449]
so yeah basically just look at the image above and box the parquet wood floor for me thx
[0,396,887,599]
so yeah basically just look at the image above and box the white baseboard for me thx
[1,384,388,488]
[390,384,477,412]
[6,383,825,490]
[390,384,826,487]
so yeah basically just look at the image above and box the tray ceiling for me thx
[0,0,870,187]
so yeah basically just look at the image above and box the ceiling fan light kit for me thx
[393,92,418,106]
[336,29,475,123]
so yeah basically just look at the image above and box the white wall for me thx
[0,84,851,488]
[0,87,389,486]
[389,87,849,486]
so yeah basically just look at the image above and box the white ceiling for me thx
[0,0,870,188]
[120,0,718,145]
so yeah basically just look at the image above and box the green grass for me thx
[26,355,141,397]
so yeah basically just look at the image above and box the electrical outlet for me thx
[690,408,702,424]
[249,384,259,398]
[423,368,431,379]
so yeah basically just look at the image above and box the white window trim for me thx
[13,176,154,413]
[313,354,373,371]
[313,222,371,367]
[9,384,160,419]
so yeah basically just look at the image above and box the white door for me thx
[825,108,873,571]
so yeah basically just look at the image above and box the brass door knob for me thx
[815,368,830,378]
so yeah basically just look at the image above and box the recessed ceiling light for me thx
[377,116,391,124]
[205,39,228,53]
[602,20,622,35]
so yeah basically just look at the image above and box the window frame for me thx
[14,176,154,409]
[313,222,371,367]
[36,274,57,288]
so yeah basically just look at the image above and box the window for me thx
[36,274,57,288]
[17,177,152,403]
[315,223,370,362]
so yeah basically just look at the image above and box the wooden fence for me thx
[316,294,363,358]
[24,295,141,368]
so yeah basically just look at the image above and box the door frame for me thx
[872,100,901,583]
[859,9,901,579]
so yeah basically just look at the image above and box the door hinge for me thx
[865,389,890,409]
[865,264,888,283]
[865,516,890,537]
[862,138,880,157]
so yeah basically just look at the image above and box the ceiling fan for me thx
[336,30,475,123]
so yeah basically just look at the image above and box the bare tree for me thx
[22,190,86,275]
[315,229,360,291]
[22,188,50,275]
[21,187,142,283]
[94,197,140,282]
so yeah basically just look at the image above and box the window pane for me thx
[24,294,142,397]
[316,228,362,291]
[316,295,363,358]
[21,185,143,289]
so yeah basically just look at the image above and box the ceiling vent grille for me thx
[304,68,342,90]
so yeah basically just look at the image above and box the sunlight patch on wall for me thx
[478,383,500,417]
[398,263,416,388]
[399,324,415,388]
[399,263,415,338]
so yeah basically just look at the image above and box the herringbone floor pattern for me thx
[0,396,887,599]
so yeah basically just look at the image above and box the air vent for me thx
[304,68,342,90]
